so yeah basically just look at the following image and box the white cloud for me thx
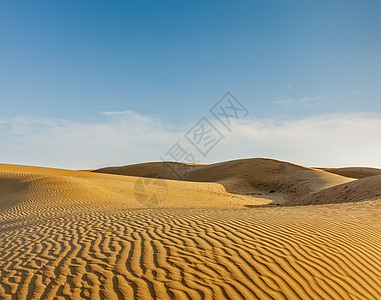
[272,99,293,105]
[0,112,380,169]
[274,96,322,106]
[212,113,381,168]
[299,96,321,103]
[0,111,180,169]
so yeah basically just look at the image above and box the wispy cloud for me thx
[272,99,293,105]
[299,96,321,103]
[0,111,179,169]
[0,112,380,169]
[220,113,381,168]
[274,96,322,106]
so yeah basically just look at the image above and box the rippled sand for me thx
[1,161,380,299]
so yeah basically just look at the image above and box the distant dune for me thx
[317,166,381,179]
[94,158,355,205]
[296,174,381,205]
[1,158,381,299]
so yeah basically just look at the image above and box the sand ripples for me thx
[1,202,380,299]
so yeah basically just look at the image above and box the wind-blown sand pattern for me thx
[1,159,381,299]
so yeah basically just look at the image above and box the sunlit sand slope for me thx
[0,201,380,299]
[0,164,262,216]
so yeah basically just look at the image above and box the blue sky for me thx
[1,0,381,168]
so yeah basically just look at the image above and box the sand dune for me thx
[317,167,381,179]
[1,159,381,299]
[294,174,381,206]
[0,163,261,214]
[94,158,354,205]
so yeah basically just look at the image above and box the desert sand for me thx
[0,158,380,299]
[317,167,381,179]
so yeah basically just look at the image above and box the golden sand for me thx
[0,159,380,299]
